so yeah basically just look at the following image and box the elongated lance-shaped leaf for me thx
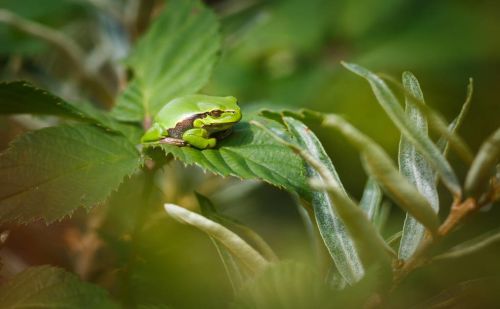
[398,72,440,260]
[359,177,382,221]
[323,114,440,233]
[252,120,394,280]
[342,62,461,197]
[196,193,246,292]
[465,127,500,198]
[437,79,474,157]
[164,203,269,274]
[196,192,278,262]
[434,228,500,261]
[112,0,220,121]
[281,116,364,284]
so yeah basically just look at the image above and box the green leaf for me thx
[434,228,500,261]
[437,79,474,156]
[164,203,269,274]
[359,177,382,221]
[342,62,461,196]
[0,124,142,223]
[151,117,312,201]
[0,81,142,142]
[323,114,440,233]
[398,72,439,260]
[465,127,500,198]
[254,118,394,282]
[112,0,221,121]
[280,116,364,284]
[0,266,117,308]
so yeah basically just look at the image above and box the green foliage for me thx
[342,62,461,196]
[0,266,117,308]
[0,124,142,223]
[112,0,221,121]
[154,117,312,200]
[398,72,439,260]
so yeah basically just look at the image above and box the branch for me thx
[0,9,114,108]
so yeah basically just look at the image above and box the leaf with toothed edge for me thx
[0,124,142,224]
[112,0,221,122]
[151,116,312,200]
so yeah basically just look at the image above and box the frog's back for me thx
[155,95,238,129]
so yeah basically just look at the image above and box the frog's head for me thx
[193,96,242,129]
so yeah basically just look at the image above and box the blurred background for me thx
[1,0,499,307]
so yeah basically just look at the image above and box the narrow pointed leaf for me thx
[112,0,220,121]
[323,114,440,233]
[342,62,461,196]
[465,127,500,197]
[437,79,474,156]
[281,116,364,284]
[434,228,500,261]
[164,203,269,274]
[254,119,394,281]
[359,177,382,221]
[0,266,117,308]
[196,193,246,291]
[0,124,142,223]
[398,72,439,260]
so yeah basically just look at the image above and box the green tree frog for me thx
[141,95,242,149]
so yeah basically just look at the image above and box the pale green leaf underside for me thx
[359,177,382,221]
[342,62,460,196]
[282,116,364,284]
[398,72,439,260]
[153,119,311,200]
[0,124,142,223]
[112,0,221,121]
[0,266,117,308]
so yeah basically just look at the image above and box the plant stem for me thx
[0,9,115,108]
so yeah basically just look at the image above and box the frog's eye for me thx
[210,110,223,117]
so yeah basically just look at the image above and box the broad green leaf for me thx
[281,116,364,284]
[437,79,474,156]
[342,62,461,196]
[164,203,269,274]
[398,72,439,260]
[0,81,142,142]
[359,177,382,221]
[112,0,221,121]
[323,114,440,233]
[152,117,312,201]
[0,266,117,308]
[465,127,500,197]
[254,118,394,281]
[0,124,142,223]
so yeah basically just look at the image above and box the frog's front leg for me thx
[182,128,217,149]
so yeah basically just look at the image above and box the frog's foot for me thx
[159,137,187,146]
[183,128,217,149]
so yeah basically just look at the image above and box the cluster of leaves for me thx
[0,0,499,307]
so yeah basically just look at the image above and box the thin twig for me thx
[0,9,115,108]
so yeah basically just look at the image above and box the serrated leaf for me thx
[0,124,142,223]
[151,117,312,201]
[465,127,500,198]
[398,72,439,260]
[281,116,364,284]
[0,81,142,142]
[112,0,221,121]
[164,203,269,274]
[0,266,117,308]
[323,114,440,233]
[342,62,461,196]
[359,177,382,221]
